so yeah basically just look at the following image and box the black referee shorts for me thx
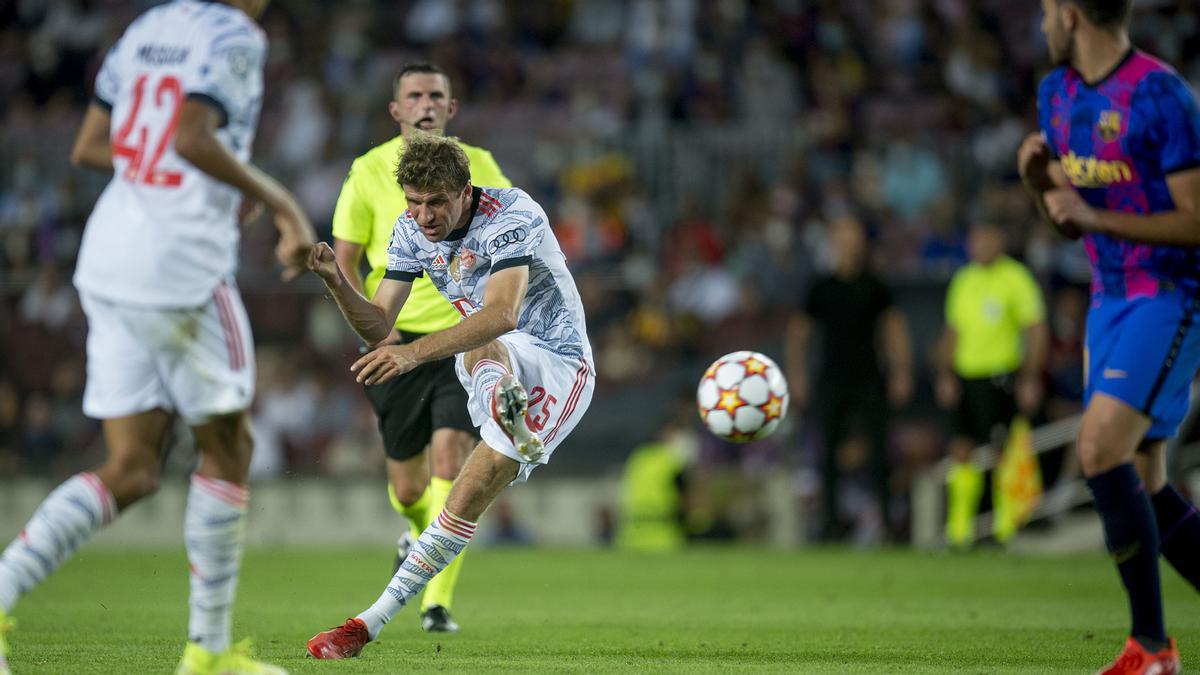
[952,373,1017,448]
[363,331,476,461]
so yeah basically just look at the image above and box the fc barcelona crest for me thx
[1097,110,1122,142]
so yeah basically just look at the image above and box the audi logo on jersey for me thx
[487,227,528,254]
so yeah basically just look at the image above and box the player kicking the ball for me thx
[304,131,595,659]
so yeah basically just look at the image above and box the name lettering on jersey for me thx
[136,44,190,66]
[1061,151,1133,188]
[488,227,527,254]
[1097,110,1122,142]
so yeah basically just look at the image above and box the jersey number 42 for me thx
[112,73,184,187]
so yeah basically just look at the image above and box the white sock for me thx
[471,359,509,413]
[0,472,116,613]
[185,474,248,654]
[357,509,476,639]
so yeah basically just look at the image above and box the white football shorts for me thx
[81,279,255,425]
[455,331,595,483]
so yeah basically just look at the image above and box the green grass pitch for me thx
[4,547,1199,673]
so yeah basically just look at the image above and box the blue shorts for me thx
[1086,291,1200,440]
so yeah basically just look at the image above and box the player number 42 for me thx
[112,74,184,187]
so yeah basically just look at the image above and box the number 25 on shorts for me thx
[526,386,557,432]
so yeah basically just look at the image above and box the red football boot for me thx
[306,618,371,659]
[1096,637,1180,675]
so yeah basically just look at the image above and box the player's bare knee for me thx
[430,430,472,480]
[391,479,427,507]
[431,455,465,481]
[194,412,253,482]
[201,412,251,449]
[1077,427,1125,477]
[101,454,162,507]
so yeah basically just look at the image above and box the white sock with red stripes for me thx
[471,359,509,415]
[186,473,249,654]
[0,472,116,613]
[357,509,477,639]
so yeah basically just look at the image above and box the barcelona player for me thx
[1020,0,1200,672]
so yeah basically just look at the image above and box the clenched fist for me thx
[307,241,341,285]
[1044,187,1098,234]
[1017,132,1053,188]
[274,206,316,281]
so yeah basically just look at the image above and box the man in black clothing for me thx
[786,215,914,541]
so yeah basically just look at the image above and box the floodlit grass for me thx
[6,546,1199,673]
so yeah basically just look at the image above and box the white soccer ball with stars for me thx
[696,351,789,443]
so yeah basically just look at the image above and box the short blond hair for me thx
[394,131,471,194]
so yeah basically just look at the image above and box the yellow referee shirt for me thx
[945,256,1045,379]
[332,134,511,333]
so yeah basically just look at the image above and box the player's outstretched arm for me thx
[1046,168,1200,245]
[308,242,409,346]
[69,102,114,172]
[174,99,315,278]
[1017,132,1081,240]
[351,265,528,386]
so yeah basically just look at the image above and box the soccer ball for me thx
[696,351,789,443]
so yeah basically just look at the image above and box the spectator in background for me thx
[881,135,949,222]
[18,392,62,475]
[937,218,1047,550]
[786,215,914,542]
[18,264,77,331]
[0,380,19,475]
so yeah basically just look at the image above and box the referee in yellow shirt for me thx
[331,63,510,632]
[935,218,1048,549]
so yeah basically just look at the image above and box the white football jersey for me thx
[385,187,593,361]
[74,0,265,307]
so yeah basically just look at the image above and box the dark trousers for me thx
[816,378,890,533]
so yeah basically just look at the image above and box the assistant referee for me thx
[935,218,1048,549]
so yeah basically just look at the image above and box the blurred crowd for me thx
[2,0,1199,542]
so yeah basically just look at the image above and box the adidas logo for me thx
[431,254,448,270]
